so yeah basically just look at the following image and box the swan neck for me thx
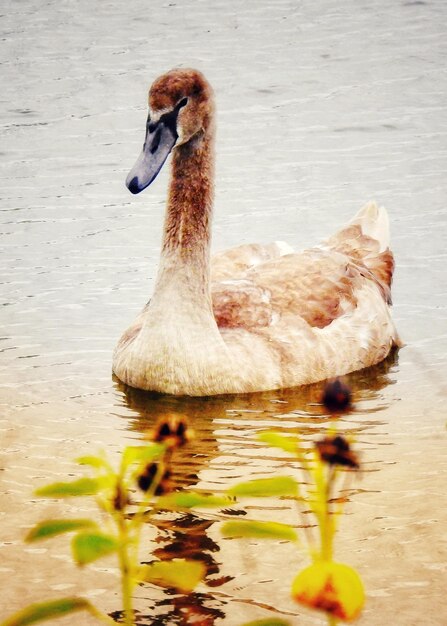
[165,130,214,257]
[154,127,214,300]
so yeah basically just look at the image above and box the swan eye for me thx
[178,97,188,109]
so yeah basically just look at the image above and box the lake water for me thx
[1,0,446,624]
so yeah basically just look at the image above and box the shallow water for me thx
[1,0,446,624]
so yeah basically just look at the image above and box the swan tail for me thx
[325,201,394,291]
[349,201,390,252]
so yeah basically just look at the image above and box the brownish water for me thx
[1,1,446,624]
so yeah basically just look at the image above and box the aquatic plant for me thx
[2,380,364,626]
[0,415,221,626]
[222,379,365,625]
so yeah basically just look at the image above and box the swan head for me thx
[126,68,214,194]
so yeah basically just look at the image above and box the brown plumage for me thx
[113,68,400,396]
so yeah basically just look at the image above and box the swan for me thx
[113,68,399,396]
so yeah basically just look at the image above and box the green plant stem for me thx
[321,502,332,562]
[129,453,169,564]
[117,516,134,626]
[327,615,338,626]
[324,465,336,561]
[311,455,333,562]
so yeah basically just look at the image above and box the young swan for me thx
[113,68,399,396]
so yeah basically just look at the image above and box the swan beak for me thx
[126,115,177,194]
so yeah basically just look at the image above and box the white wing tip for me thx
[350,201,390,252]
[274,240,294,256]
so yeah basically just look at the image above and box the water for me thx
[1,0,446,623]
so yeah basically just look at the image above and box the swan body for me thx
[113,68,399,396]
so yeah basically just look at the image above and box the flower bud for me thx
[322,378,352,413]
[113,484,129,511]
[137,462,172,495]
[148,414,194,449]
[315,435,359,469]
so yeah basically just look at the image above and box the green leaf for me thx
[71,531,118,565]
[257,431,299,455]
[155,492,234,510]
[0,598,93,626]
[35,478,101,498]
[25,519,98,543]
[242,617,290,626]
[221,520,298,542]
[138,559,205,592]
[76,455,112,471]
[227,476,299,498]
[122,443,165,469]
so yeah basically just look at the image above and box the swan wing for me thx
[211,241,293,282]
[211,248,368,330]
[211,202,395,331]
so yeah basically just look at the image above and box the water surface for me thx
[1,1,446,624]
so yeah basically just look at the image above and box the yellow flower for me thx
[292,561,364,621]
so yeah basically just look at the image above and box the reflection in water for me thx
[149,514,229,625]
[116,349,398,431]
[111,351,398,624]
[111,514,228,625]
